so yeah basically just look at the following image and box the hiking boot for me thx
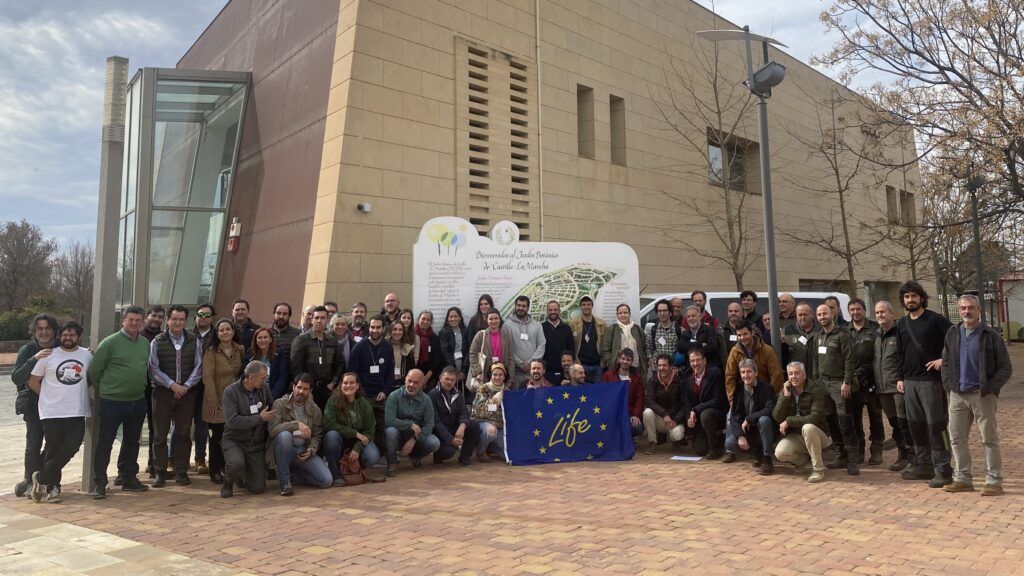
[220,482,233,498]
[928,471,953,489]
[807,470,826,483]
[195,458,208,475]
[883,438,897,451]
[113,474,123,487]
[385,463,397,478]
[91,484,107,500]
[902,465,933,481]
[868,443,884,465]
[175,472,192,485]
[14,479,30,498]
[30,471,45,503]
[411,457,423,470]
[705,449,723,461]
[459,459,472,468]
[280,482,294,496]
[477,452,492,463]
[152,472,167,488]
[981,484,1004,496]
[942,481,975,493]
[643,442,657,456]
[121,477,150,492]
[759,459,775,476]
[847,461,860,476]
[888,448,909,472]
[826,456,848,470]
[210,472,225,485]
[721,452,736,464]
[45,486,62,504]
[751,453,764,467]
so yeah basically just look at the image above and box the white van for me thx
[637,291,852,328]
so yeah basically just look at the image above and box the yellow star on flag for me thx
[600,423,607,431]
[533,429,540,437]
[586,454,594,461]
[597,441,604,448]
[546,397,554,405]
[562,392,570,399]
[536,410,543,419]
[553,458,561,463]
[593,406,601,414]
[539,447,546,454]
[579,395,587,403]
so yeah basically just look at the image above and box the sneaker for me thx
[942,481,975,493]
[411,457,423,470]
[30,471,45,503]
[121,477,150,492]
[928,472,953,489]
[220,482,233,498]
[385,463,397,478]
[981,484,1004,497]
[721,452,736,464]
[280,482,294,496]
[195,458,208,475]
[91,484,107,500]
[14,479,30,498]
[901,466,933,481]
[759,459,775,476]
[332,478,346,487]
[45,487,62,504]
[807,470,826,483]
[175,473,192,486]
[167,462,175,474]
[152,472,167,488]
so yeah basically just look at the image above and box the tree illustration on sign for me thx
[426,222,468,256]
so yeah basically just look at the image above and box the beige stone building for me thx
[149,0,921,322]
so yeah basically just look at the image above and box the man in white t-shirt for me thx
[27,322,92,504]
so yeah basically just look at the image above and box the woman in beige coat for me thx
[202,318,244,484]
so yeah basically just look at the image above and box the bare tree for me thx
[0,220,57,312]
[53,240,95,324]
[647,19,761,290]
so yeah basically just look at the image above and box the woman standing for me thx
[413,310,442,390]
[467,294,496,337]
[468,310,515,385]
[245,327,289,400]
[323,373,380,484]
[387,321,415,395]
[202,319,243,484]
[398,308,419,364]
[330,314,354,366]
[601,303,647,376]
[438,307,471,384]
[469,363,509,463]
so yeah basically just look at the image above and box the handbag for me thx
[15,387,32,416]
[340,450,366,486]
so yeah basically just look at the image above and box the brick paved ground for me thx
[3,350,1024,575]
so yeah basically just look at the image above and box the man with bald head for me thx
[381,294,401,327]
[383,369,440,477]
[777,293,797,331]
[783,302,817,368]
[721,302,745,357]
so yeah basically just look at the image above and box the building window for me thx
[609,94,626,165]
[886,185,916,225]
[900,189,916,225]
[886,185,900,224]
[707,133,752,191]
[577,85,595,159]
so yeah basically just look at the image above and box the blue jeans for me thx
[582,364,602,384]
[476,421,506,457]
[322,430,381,479]
[725,415,776,456]
[383,427,440,464]
[94,397,147,485]
[272,431,332,488]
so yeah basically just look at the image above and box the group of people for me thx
[10,281,1010,503]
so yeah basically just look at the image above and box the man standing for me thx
[268,374,332,496]
[349,316,394,449]
[723,359,776,475]
[503,296,545,389]
[570,296,606,383]
[139,305,163,479]
[874,301,912,472]
[541,301,574,384]
[141,306,165,341]
[220,361,275,498]
[642,354,686,454]
[289,306,345,411]
[777,293,797,331]
[691,290,719,330]
[299,305,316,335]
[11,314,58,498]
[739,291,766,337]
[847,298,884,465]
[774,362,831,483]
[941,295,1012,496]
[428,366,480,466]
[349,302,368,340]
[88,306,152,498]
[680,349,727,459]
[645,299,679,374]
[324,301,339,317]
[677,305,721,372]
[782,302,817,368]
[384,369,440,477]
[825,296,849,327]
[724,321,783,405]
[895,281,953,487]
[271,302,301,361]
[190,303,215,475]
[26,322,92,503]
[720,302,744,358]
[232,299,260,353]
[148,305,203,487]
[812,304,859,476]
[381,294,401,326]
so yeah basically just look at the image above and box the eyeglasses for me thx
[196,311,213,318]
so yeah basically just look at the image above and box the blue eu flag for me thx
[502,382,635,465]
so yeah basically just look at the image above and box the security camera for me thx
[357,202,372,213]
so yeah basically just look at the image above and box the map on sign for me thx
[498,265,618,320]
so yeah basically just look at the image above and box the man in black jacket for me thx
[542,301,575,384]
[681,348,728,459]
[428,367,480,466]
[723,359,777,474]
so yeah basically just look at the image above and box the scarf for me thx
[617,320,637,355]
[414,325,433,365]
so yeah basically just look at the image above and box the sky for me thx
[0,0,844,246]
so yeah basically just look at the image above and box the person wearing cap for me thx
[569,296,606,383]
[469,362,509,462]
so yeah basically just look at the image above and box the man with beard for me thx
[569,296,605,383]
[137,305,164,481]
[847,298,884,465]
[782,302,817,367]
[349,302,368,340]
[874,301,913,472]
[724,321,783,405]
[720,302,744,358]
[503,296,546,389]
[232,299,260,353]
[289,306,344,411]
[812,304,858,476]
[11,314,58,498]
[271,302,301,360]
[268,374,331,496]
[691,290,720,330]
[384,369,440,477]
[895,281,953,488]
[677,305,722,372]
[349,316,394,450]
[527,360,555,389]
[219,361,275,498]
[542,301,574,384]
[381,294,401,327]
[27,322,91,503]
[428,366,480,466]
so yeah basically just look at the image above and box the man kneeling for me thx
[724,359,777,475]
[221,361,274,498]
[773,361,832,483]
[269,374,332,496]
[428,366,480,466]
[384,369,440,477]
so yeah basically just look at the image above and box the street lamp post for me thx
[697,26,787,358]
[967,163,986,323]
